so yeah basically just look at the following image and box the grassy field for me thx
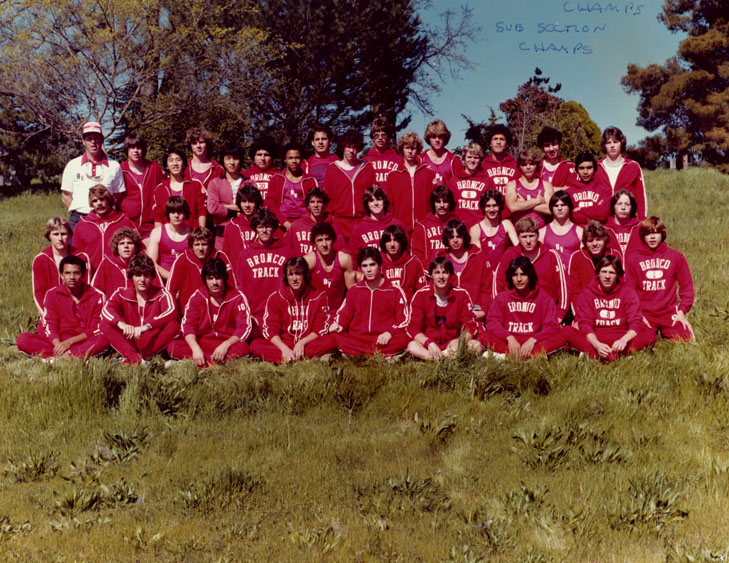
[0,169,728,561]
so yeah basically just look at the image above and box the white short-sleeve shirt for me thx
[61,153,124,213]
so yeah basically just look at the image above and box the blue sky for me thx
[411,0,685,149]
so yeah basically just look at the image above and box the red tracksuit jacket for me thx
[486,287,560,342]
[363,147,404,189]
[101,285,177,330]
[92,254,130,298]
[385,164,435,234]
[438,246,492,313]
[261,286,330,345]
[234,239,292,323]
[574,278,644,335]
[40,283,105,342]
[407,285,478,342]
[119,160,165,231]
[565,175,612,225]
[349,213,406,259]
[323,161,377,222]
[334,278,409,337]
[167,249,234,311]
[185,159,224,191]
[624,241,694,318]
[264,173,318,225]
[32,247,90,313]
[494,244,572,320]
[382,252,426,301]
[152,178,206,230]
[181,287,251,341]
[540,158,576,187]
[596,157,647,219]
[73,210,135,272]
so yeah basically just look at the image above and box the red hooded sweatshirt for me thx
[222,215,257,270]
[481,153,518,193]
[349,212,406,259]
[486,286,561,342]
[411,212,455,269]
[624,241,694,319]
[565,175,612,225]
[235,238,292,323]
[494,244,572,320]
[363,146,404,189]
[573,278,644,335]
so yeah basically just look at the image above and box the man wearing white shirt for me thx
[61,121,124,230]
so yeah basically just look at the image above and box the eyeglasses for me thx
[372,133,388,139]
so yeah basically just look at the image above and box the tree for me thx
[0,0,272,172]
[499,68,563,154]
[245,0,479,146]
[555,101,601,161]
[621,1,729,171]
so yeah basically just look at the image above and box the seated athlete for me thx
[329,247,410,358]
[537,126,576,189]
[468,189,518,272]
[100,255,179,364]
[235,208,292,329]
[222,182,263,270]
[494,217,571,323]
[32,216,90,314]
[380,224,425,301]
[265,142,318,229]
[480,256,565,359]
[147,196,191,282]
[565,152,611,225]
[350,185,406,259]
[386,132,434,235]
[539,190,583,268]
[567,220,622,303]
[152,147,206,230]
[283,187,346,256]
[305,222,356,311]
[439,219,491,320]
[72,184,135,272]
[92,227,147,297]
[406,257,481,360]
[251,256,338,363]
[412,184,457,268]
[563,255,656,361]
[624,216,695,341]
[363,116,403,189]
[168,258,252,367]
[17,255,108,359]
[449,142,489,228]
[167,226,234,312]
